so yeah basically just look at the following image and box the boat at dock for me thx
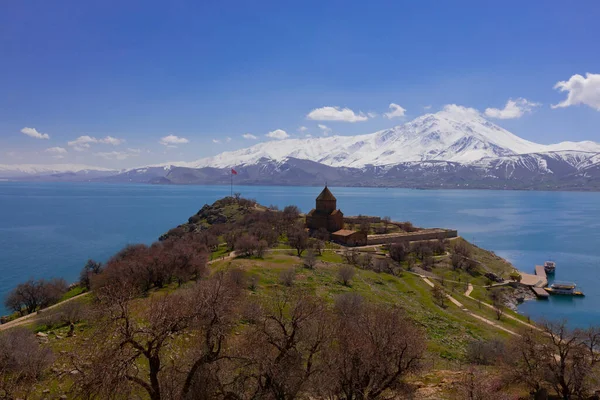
[544,281,584,296]
[543,261,556,274]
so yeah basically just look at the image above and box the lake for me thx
[1,182,599,327]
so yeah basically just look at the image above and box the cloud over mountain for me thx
[265,129,289,140]
[552,73,600,111]
[159,135,189,147]
[306,106,368,122]
[485,98,541,119]
[384,103,407,119]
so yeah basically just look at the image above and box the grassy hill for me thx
[0,197,539,399]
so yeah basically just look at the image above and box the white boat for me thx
[544,261,556,274]
[544,281,584,296]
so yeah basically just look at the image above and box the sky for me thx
[1,0,600,169]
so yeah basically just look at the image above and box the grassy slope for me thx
[10,198,532,399]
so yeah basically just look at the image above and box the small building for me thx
[331,229,367,247]
[306,186,344,232]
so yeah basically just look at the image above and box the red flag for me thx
[231,168,238,175]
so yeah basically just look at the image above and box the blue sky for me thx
[1,0,600,168]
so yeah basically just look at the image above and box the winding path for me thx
[419,276,518,336]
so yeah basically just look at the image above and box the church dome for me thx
[316,186,336,202]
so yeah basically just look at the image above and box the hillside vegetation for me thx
[2,196,600,400]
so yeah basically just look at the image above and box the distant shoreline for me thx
[2,179,600,194]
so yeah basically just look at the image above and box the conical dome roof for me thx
[316,186,336,201]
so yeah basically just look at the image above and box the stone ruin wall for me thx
[366,229,458,245]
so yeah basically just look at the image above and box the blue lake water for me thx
[0,182,599,327]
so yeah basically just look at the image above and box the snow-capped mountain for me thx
[2,106,600,190]
[184,105,599,169]
[0,164,117,179]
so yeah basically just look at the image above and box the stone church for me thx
[305,186,344,232]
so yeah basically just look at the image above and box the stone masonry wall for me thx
[366,229,458,245]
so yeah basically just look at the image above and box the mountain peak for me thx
[164,107,599,170]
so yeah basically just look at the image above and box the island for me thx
[1,187,598,400]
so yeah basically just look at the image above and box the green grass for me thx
[210,252,518,362]
[60,285,85,302]
[210,245,230,259]
[317,251,344,263]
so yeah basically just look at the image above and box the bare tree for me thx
[504,327,549,398]
[322,303,426,399]
[543,321,592,400]
[338,265,356,287]
[256,239,268,258]
[343,248,360,265]
[72,275,242,400]
[5,277,68,315]
[235,234,259,257]
[231,290,332,399]
[358,253,374,270]
[279,268,296,287]
[431,284,446,308]
[458,367,509,400]
[303,249,317,270]
[489,289,505,320]
[287,227,309,257]
[79,259,102,290]
[389,242,408,262]
[310,238,325,256]
[0,328,54,399]
[382,216,391,233]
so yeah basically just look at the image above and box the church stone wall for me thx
[366,229,458,245]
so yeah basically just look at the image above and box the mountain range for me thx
[3,106,600,190]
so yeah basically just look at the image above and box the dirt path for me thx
[463,287,539,331]
[1,252,239,333]
[419,275,518,336]
[465,283,474,297]
[0,292,90,332]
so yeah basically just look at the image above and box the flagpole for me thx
[231,169,233,197]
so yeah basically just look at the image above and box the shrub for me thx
[338,265,355,286]
[279,268,296,287]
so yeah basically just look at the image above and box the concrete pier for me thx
[519,265,548,288]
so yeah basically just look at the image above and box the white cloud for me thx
[305,134,312,138]
[212,139,221,144]
[306,106,368,122]
[226,137,232,143]
[484,98,541,119]
[442,104,481,117]
[44,147,67,159]
[21,127,50,140]
[99,136,125,146]
[95,149,141,160]
[242,133,257,140]
[318,124,332,136]
[45,147,67,155]
[67,135,124,151]
[159,134,189,147]
[265,129,289,140]
[424,105,432,110]
[367,112,378,118]
[384,103,407,119]
[552,73,600,111]
[298,126,308,133]
[68,135,98,151]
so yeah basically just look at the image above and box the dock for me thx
[517,265,549,298]
[531,287,549,298]
[519,266,547,288]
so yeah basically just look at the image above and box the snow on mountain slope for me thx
[470,151,599,178]
[0,164,116,177]
[546,141,600,153]
[185,105,583,169]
